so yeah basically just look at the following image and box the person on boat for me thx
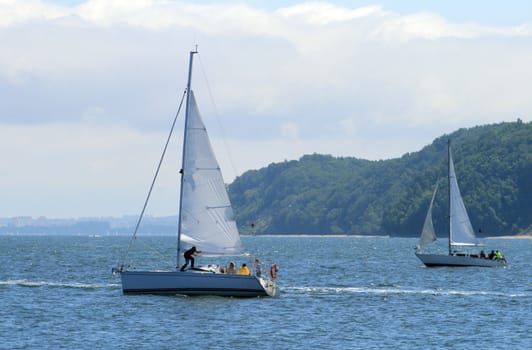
[252,258,262,277]
[480,250,486,259]
[226,261,236,274]
[495,250,503,260]
[488,250,495,260]
[180,246,201,271]
[237,263,250,275]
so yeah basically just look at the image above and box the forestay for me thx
[180,91,244,255]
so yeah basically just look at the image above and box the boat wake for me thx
[286,286,530,298]
[0,279,120,290]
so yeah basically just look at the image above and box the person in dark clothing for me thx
[180,246,201,271]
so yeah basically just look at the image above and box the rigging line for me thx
[196,53,240,179]
[118,89,187,268]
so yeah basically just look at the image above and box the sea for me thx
[0,235,530,349]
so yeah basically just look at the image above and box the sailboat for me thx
[115,50,279,296]
[415,140,507,267]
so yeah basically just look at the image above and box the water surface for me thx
[0,235,530,349]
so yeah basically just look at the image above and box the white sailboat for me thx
[415,140,507,267]
[115,50,279,296]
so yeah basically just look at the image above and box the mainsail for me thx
[179,90,243,255]
[418,183,438,249]
[448,146,483,247]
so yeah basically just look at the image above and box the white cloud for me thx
[1,0,531,216]
[0,0,68,27]
[280,121,300,139]
[277,3,382,26]
[0,122,182,216]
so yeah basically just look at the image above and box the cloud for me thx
[0,121,183,216]
[0,0,68,27]
[1,0,531,216]
[277,3,382,26]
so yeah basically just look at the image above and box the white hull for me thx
[416,253,507,267]
[120,270,279,297]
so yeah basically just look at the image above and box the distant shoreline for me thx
[1,233,530,238]
[254,234,390,238]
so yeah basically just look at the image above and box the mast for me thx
[177,49,198,267]
[447,139,452,256]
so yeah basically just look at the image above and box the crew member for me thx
[180,246,201,271]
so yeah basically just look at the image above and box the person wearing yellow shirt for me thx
[237,263,250,275]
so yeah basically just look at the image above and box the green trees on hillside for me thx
[228,121,532,236]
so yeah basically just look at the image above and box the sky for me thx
[1,0,531,218]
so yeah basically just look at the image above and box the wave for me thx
[285,286,531,298]
[0,279,120,290]
[256,234,389,238]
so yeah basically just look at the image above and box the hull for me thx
[120,270,279,297]
[416,253,507,267]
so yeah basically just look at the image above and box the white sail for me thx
[180,90,244,255]
[448,149,483,247]
[418,183,438,249]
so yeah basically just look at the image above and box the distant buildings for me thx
[10,216,47,227]
[0,215,179,235]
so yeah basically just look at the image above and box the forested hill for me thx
[228,120,531,236]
